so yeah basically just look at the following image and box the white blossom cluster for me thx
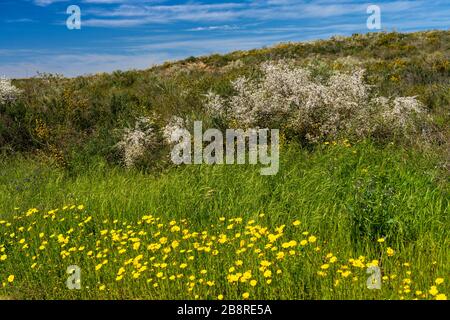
[379,96,426,134]
[0,77,21,105]
[116,117,158,168]
[205,61,426,142]
[204,91,226,117]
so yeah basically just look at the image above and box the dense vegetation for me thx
[1,30,449,169]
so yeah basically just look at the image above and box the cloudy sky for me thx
[0,0,449,78]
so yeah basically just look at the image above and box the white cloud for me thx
[33,0,164,6]
[75,1,432,28]
[187,25,241,31]
[4,18,36,23]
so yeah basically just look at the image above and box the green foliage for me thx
[0,31,447,170]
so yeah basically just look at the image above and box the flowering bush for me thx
[116,117,158,168]
[0,77,21,105]
[205,61,427,143]
[376,96,427,137]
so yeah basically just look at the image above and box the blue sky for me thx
[0,0,449,78]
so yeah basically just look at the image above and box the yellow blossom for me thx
[386,247,395,257]
[435,294,447,300]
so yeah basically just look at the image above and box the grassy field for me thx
[0,142,448,299]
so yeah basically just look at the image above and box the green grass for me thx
[0,142,448,299]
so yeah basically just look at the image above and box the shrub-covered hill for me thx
[1,30,449,171]
[0,30,449,300]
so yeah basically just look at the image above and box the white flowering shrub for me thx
[162,116,186,144]
[0,77,21,105]
[204,91,227,118]
[116,117,158,168]
[205,61,427,142]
